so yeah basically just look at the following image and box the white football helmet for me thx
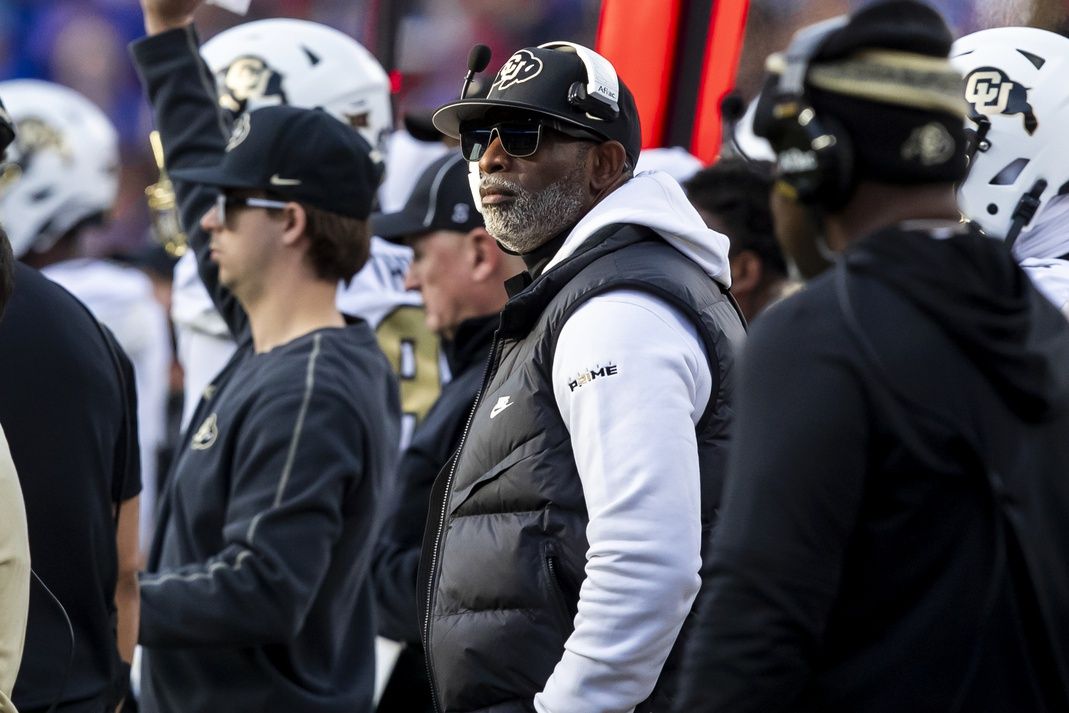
[201,18,393,154]
[951,28,1069,243]
[0,79,119,258]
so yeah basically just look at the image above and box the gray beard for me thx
[480,170,588,254]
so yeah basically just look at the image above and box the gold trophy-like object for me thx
[146,130,187,257]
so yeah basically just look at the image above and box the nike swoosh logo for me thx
[490,397,514,419]
[270,174,302,186]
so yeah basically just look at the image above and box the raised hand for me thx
[140,0,202,35]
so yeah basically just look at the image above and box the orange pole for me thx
[690,0,750,163]
[596,0,684,149]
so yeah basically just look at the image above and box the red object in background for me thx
[389,70,404,95]
[691,0,750,163]
[596,0,750,164]
[595,0,683,151]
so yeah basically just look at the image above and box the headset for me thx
[754,16,855,209]
[537,41,620,122]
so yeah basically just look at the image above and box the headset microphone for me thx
[461,44,492,99]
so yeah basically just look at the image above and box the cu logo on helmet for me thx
[963,67,1038,134]
[218,56,287,115]
[12,118,71,171]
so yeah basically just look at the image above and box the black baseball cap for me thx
[170,105,379,219]
[432,43,641,164]
[372,153,483,241]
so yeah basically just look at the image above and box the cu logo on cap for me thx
[964,67,1038,134]
[226,113,252,152]
[493,50,544,92]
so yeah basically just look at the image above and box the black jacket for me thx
[675,224,1069,713]
[2,264,140,713]
[373,314,496,713]
[131,26,400,713]
[419,225,745,712]
[374,314,497,644]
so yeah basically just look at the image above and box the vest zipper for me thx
[543,546,576,626]
[423,330,503,713]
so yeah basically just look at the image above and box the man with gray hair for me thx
[420,42,745,712]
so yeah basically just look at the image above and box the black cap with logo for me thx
[432,43,642,164]
[372,153,483,241]
[169,105,379,219]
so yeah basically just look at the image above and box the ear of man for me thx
[729,249,763,298]
[279,202,308,248]
[589,140,629,196]
[468,227,499,283]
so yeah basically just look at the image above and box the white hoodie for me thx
[535,171,735,713]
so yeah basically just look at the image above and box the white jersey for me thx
[1021,257,1069,318]
[379,130,451,213]
[43,258,171,551]
[171,236,443,447]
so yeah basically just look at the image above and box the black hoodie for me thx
[675,223,1069,713]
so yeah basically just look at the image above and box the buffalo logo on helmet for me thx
[8,117,71,176]
[492,50,544,92]
[217,55,288,115]
[963,67,1037,135]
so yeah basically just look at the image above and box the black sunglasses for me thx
[459,118,602,162]
[214,193,289,226]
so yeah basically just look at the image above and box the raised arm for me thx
[131,0,248,338]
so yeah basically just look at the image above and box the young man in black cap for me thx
[675,2,1069,711]
[422,41,745,713]
[131,3,400,712]
[371,152,523,712]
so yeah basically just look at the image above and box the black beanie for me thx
[813,0,954,61]
[807,0,968,185]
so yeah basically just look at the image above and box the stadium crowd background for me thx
[0,0,1064,478]
[0,0,1060,262]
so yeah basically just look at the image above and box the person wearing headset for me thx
[421,41,745,713]
[674,3,1069,712]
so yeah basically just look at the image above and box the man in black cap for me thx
[371,152,523,713]
[131,3,400,712]
[675,2,1069,711]
[421,41,745,713]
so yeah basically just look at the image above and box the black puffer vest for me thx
[419,225,746,712]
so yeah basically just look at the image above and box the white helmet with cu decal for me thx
[201,18,393,156]
[0,79,119,258]
[952,28,1069,245]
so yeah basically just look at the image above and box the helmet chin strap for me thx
[1005,179,1047,250]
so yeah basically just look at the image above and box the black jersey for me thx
[1,263,140,713]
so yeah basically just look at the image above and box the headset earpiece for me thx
[755,15,855,209]
[539,41,620,121]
